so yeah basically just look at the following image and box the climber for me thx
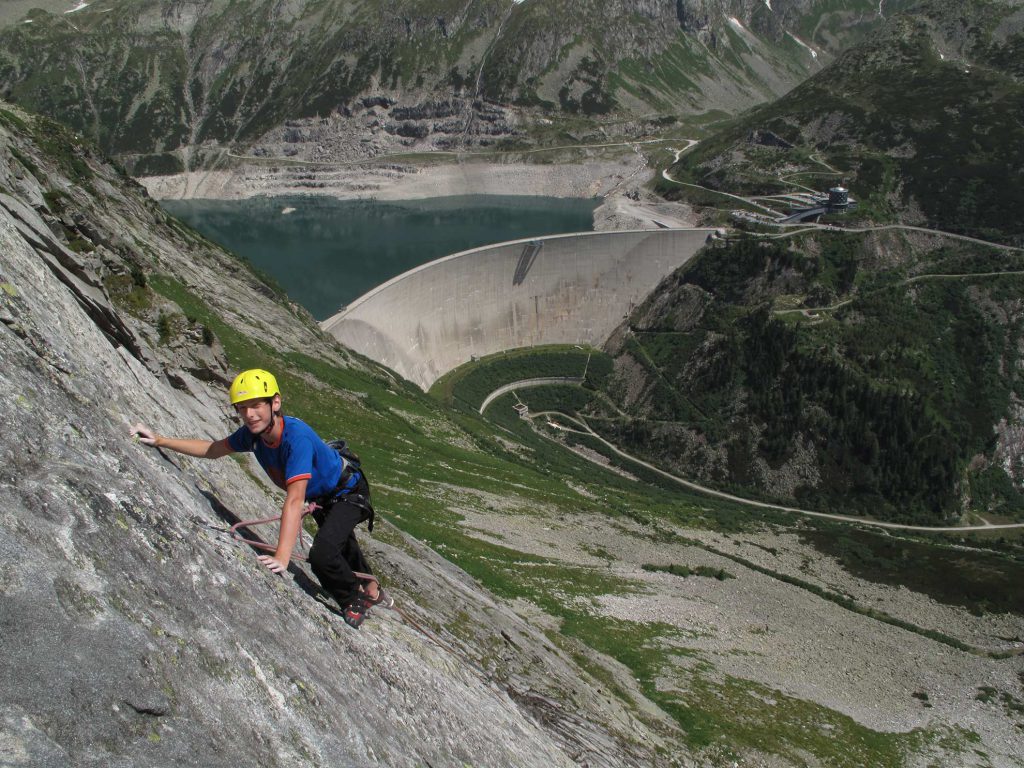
[130,368,388,629]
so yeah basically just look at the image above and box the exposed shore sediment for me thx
[138,156,698,231]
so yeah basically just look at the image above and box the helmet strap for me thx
[259,398,279,442]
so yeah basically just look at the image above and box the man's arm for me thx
[131,423,233,459]
[257,478,308,574]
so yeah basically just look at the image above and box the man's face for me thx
[235,395,279,434]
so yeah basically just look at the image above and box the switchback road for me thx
[480,380,1024,532]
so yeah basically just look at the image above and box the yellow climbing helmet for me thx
[229,368,280,405]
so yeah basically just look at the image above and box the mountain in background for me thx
[664,0,1024,244]
[0,0,906,174]
[612,0,1024,522]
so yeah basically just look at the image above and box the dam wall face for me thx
[321,228,716,390]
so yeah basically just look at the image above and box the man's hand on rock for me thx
[257,554,287,574]
[131,423,158,447]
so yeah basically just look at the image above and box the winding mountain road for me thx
[661,141,1024,252]
[478,377,583,415]
[480,383,1024,532]
[464,141,1024,533]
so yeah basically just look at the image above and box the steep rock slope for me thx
[0,103,680,766]
[0,0,901,173]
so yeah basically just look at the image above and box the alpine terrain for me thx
[2,0,1024,766]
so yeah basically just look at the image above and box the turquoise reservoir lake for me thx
[162,195,598,320]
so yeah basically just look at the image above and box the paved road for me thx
[773,222,1024,252]
[225,136,676,168]
[474,380,1024,531]
[478,377,584,415]
[661,148,1023,253]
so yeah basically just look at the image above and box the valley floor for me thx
[445,487,1024,766]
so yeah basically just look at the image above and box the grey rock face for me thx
[0,103,682,767]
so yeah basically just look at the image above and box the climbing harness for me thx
[208,508,473,651]
[228,507,462,647]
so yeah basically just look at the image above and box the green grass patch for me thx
[8,144,40,177]
[430,345,613,411]
[104,273,153,314]
[643,563,735,580]
[560,612,937,764]
[799,526,1024,618]
[0,107,29,132]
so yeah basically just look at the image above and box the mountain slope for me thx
[0,0,904,173]
[0,102,676,767]
[480,0,910,114]
[664,0,1024,244]
[592,230,1024,523]
[616,0,1024,520]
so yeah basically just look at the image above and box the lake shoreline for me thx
[140,159,634,202]
[140,157,700,231]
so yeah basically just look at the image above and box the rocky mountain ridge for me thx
[0,0,903,174]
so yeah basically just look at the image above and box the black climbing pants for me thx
[307,478,374,608]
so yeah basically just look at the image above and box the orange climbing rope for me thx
[227,502,378,587]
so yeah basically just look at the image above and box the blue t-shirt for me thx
[227,416,343,499]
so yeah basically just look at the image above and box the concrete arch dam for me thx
[321,228,717,391]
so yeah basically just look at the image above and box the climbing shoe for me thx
[342,596,368,629]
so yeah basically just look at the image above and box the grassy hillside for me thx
[662,0,1024,245]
